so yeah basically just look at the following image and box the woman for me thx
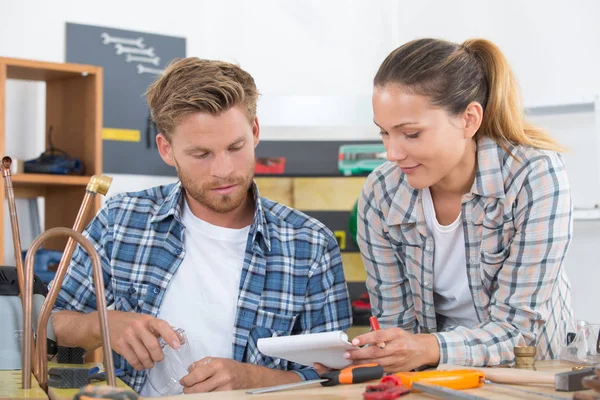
[346,38,573,371]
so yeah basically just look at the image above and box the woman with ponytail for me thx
[346,38,573,371]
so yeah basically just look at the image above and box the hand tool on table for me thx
[363,370,487,400]
[365,370,487,400]
[440,363,597,392]
[246,363,384,394]
[365,369,573,400]
[574,365,600,400]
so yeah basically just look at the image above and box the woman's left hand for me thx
[344,328,441,372]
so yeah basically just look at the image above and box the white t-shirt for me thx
[140,199,250,396]
[422,187,478,328]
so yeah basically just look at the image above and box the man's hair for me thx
[145,57,259,139]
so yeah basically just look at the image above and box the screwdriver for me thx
[247,363,385,394]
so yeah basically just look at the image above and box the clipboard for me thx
[257,330,358,369]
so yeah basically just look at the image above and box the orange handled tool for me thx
[247,363,384,394]
[364,370,486,400]
[321,363,385,386]
[382,369,485,390]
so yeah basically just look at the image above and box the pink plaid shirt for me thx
[358,136,573,366]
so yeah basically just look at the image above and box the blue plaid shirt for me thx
[52,181,352,392]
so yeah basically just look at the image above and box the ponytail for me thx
[463,39,565,152]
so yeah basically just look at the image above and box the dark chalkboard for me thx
[66,22,186,176]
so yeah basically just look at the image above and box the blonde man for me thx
[51,58,352,395]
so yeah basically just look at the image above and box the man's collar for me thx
[150,181,184,224]
[151,180,271,251]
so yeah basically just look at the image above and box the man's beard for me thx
[177,165,254,214]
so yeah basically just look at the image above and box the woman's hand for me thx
[344,328,441,372]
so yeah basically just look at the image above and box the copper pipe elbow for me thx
[23,229,116,390]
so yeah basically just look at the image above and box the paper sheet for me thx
[257,331,358,369]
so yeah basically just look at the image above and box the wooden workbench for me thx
[47,360,596,400]
[0,370,47,400]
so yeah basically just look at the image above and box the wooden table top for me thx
[0,370,47,400]
[160,360,593,400]
[44,360,598,400]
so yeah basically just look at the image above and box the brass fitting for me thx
[86,175,113,195]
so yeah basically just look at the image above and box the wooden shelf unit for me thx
[0,57,103,259]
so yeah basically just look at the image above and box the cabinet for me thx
[0,57,103,260]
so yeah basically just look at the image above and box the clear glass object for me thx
[146,328,195,395]
[556,320,600,365]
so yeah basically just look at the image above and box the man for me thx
[51,57,352,395]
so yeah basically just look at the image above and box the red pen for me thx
[369,316,386,349]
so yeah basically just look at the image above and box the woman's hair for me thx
[374,38,565,153]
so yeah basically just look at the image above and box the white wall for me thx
[1,0,600,321]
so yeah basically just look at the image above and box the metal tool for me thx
[412,382,487,400]
[101,32,145,48]
[382,368,572,399]
[574,367,600,399]
[247,378,328,394]
[137,64,164,75]
[247,363,384,394]
[483,380,570,399]
[115,43,155,57]
[125,54,160,66]
[439,363,596,392]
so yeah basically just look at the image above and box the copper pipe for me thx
[33,175,112,385]
[24,227,116,390]
[1,156,25,297]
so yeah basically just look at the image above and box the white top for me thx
[140,199,250,396]
[421,187,478,328]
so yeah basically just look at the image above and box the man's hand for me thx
[106,310,180,371]
[344,328,440,372]
[180,358,301,393]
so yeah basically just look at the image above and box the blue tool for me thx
[88,366,125,382]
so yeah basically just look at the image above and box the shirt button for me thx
[424,281,431,288]
[153,287,160,294]
[425,244,432,251]
[425,306,431,311]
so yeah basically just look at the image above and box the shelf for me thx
[522,95,600,117]
[11,174,91,186]
[0,57,100,82]
[574,208,600,221]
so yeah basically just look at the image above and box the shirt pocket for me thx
[479,247,510,296]
[246,310,299,369]
[116,282,161,315]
